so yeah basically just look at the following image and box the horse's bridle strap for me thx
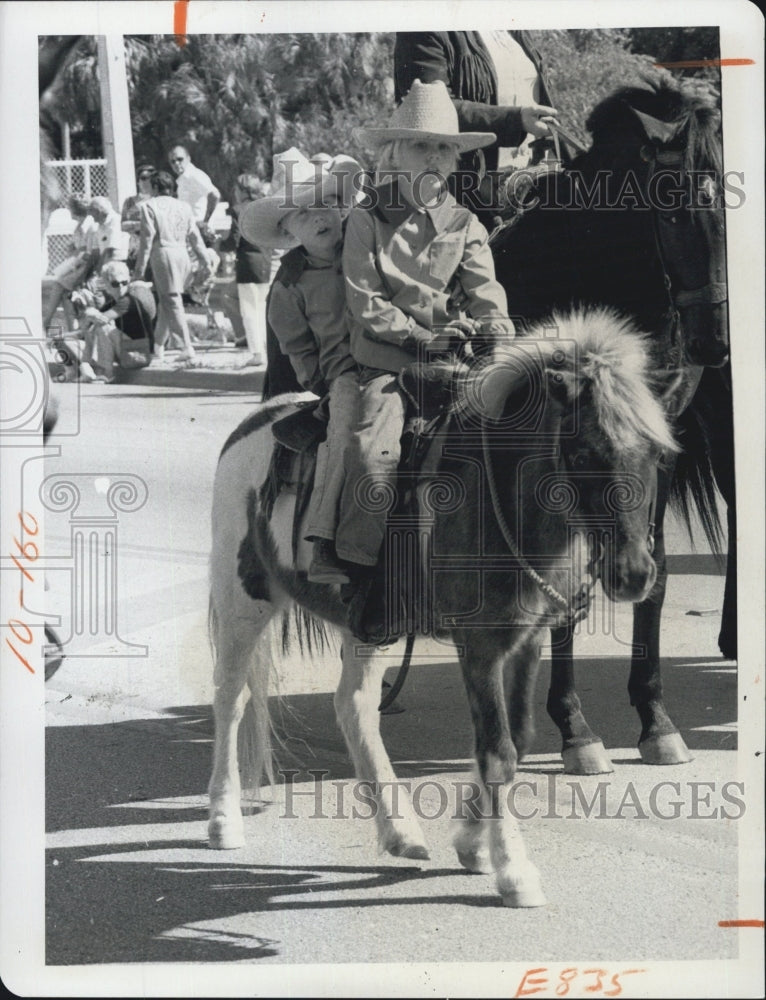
[480,417,596,625]
[674,282,728,308]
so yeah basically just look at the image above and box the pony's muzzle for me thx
[602,542,657,603]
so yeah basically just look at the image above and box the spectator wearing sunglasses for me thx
[168,144,220,224]
[78,261,157,382]
[121,164,157,267]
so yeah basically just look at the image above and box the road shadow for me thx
[46,842,483,964]
[45,653,737,965]
[46,653,736,835]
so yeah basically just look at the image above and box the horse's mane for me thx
[584,71,723,176]
[466,307,678,458]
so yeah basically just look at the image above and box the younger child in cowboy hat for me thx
[335,78,516,643]
[240,148,366,584]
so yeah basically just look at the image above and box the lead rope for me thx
[480,416,573,616]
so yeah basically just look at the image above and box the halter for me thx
[479,416,602,627]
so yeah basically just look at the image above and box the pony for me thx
[207,307,678,907]
[489,73,732,772]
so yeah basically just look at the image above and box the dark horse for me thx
[490,74,733,772]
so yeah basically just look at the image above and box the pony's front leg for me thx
[548,625,614,774]
[455,628,546,907]
[334,636,429,860]
[629,471,691,765]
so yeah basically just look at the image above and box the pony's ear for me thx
[628,106,683,146]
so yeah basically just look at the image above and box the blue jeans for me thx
[335,369,407,567]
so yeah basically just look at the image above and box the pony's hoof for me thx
[456,847,494,874]
[208,816,245,850]
[386,838,430,861]
[639,732,692,765]
[562,741,614,775]
[497,869,547,908]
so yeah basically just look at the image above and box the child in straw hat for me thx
[335,79,516,643]
[239,148,366,585]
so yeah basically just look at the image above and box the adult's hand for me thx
[520,103,559,138]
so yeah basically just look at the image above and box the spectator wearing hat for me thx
[134,170,211,361]
[78,261,156,382]
[240,147,366,584]
[335,79,515,642]
[168,144,221,224]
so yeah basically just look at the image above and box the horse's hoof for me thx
[562,741,614,775]
[456,847,494,874]
[208,817,245,850]
[386,838,430,861]
[639,732,692,765]
[497,870,547,908]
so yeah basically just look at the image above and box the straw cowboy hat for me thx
[239,147,365,250]
[354,78,496,153]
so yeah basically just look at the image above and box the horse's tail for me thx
[669,398,723,554]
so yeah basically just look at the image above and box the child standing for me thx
[240,149,365,584]
[335,79,516,641]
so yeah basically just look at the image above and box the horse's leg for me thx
[334,636,429,860]
[707,366,737,660]
[630,466,692,764]
[547,624,614,774]
[208,596,276,848]
[455,627,548,874]
[454,627,546,907]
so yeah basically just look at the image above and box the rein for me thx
[479,416,600,626]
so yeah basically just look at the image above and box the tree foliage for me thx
[40,28,720,200]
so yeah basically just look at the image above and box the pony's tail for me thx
[669,402,723,554]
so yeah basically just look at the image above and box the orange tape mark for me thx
[655,58,755,69]
[718,919,765,928]
[174,0,189,47]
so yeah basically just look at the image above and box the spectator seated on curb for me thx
[41,194,99,336]
[78,261,157,383]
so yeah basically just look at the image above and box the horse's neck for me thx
[439,412,569,566]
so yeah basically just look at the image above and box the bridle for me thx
[479,415,603,627]
[641,146,728,347]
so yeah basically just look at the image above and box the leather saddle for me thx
[260,360,467,583]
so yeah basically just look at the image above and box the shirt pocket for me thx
[428,233,465,285]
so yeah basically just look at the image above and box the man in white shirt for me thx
[88,196,130,267]
[168,145,221,223]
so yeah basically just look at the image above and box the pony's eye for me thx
[661,212,680,225]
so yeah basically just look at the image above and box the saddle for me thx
[260,360,468,642]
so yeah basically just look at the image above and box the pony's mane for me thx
[468,307,678,457]
[585,72,723,176]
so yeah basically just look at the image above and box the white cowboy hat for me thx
[354,79,496,153]
[239,147,365,250]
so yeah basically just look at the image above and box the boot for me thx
[308,538,351,585]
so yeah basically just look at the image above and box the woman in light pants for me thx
[225,174,272,365]
[134,171,210,361]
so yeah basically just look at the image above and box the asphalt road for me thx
[39,383,757,996]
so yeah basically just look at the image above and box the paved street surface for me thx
[40,382,754,992]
